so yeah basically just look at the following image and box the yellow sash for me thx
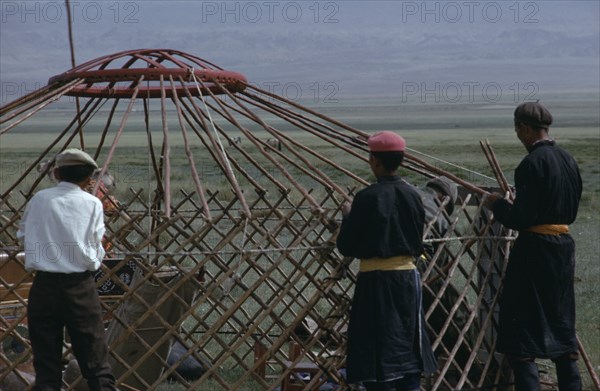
[527,224,569,235]
[360,256,415,272]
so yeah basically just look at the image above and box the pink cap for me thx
[368,131,406,152]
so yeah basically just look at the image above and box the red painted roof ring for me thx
[49,67,248,98]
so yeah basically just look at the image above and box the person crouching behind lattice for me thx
[415,177,477,380]
[86,170,119,217]
[84,170,121,258]
[416,177,458,263]
[85,169,140,297]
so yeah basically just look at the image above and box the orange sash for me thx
[360,256,415,272]
[527,224,569,235]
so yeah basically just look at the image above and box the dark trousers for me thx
[28,271,116,391]
[509,355,582,391]
[363,373,421,391]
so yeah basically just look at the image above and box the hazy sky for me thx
[1,1,599,103]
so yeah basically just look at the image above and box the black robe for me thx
[492,140,582,357]
[337,175,437,383]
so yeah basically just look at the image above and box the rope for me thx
[189,68,236,180]
[97,231,516,258]
[222,217,250,294]
[423,235,515,243]
[407,147,499,184]
[105,244,334,258]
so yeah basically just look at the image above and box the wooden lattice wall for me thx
[1,184,515,390]
[0,49,526,391]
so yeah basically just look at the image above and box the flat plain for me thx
[1,95,598,387]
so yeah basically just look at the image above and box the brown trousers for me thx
[28,271,116,391]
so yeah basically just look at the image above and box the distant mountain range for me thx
[1,1,598,102]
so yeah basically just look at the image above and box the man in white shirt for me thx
[18,148,116,391]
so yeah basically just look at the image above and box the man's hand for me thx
[341,201,352,217]
[483,192,502,209]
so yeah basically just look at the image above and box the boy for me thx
[337,131,437,391]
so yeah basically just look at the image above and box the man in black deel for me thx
[485,102,583,391]
[337,131,437,391]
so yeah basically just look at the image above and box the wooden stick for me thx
[480,139,514,200]
[236,93,369,187]
[207,79,324,213]
[158,74,171,217]
[240,91,368,162]
[180,75,251,217]
[0,83,55,116]
[93,99,120,161]
[485,140,512,194]
[93,76,144,197]
[577,335,600,390]
[480,140,507,191]
[168,75,212,221]
[0,78,83,127]
[247,78,499,204]
[1,97,102,200]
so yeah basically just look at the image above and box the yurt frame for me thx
[1,49,597,391]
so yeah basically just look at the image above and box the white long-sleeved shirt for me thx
[17,181,106,273]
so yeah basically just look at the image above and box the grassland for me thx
[1,97,598,388]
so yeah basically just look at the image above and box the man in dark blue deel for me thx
[337,131,437,391]
[485,102,583,391]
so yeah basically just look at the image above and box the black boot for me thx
[510,359,541,391]
[554,357,582,391]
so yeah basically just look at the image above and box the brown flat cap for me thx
[55,148,98,168]
[514,102,553,129]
